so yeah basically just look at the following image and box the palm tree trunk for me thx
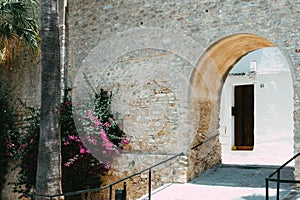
[36,0,63,199]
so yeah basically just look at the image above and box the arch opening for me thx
[188,33,293,180]
[220,47,294,166]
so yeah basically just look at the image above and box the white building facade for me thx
[220,47,294,166]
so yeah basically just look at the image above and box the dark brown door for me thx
[233,85,254,150]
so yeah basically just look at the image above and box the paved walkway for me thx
[139,164,298,200]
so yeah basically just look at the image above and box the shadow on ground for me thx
[190,164,294,189]
[189,164,295,199]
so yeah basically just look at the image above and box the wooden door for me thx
[233,85,254,150]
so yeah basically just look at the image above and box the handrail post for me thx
[28,152,184,200]
[277,171,280,200]
[266,152,300,200]
[148,168,152,200]
[265,178,269,200]
[123,182,127,200]
[109,185,112,200]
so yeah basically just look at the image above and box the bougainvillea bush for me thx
[3,88,128,198]
[61,88,127,193]
[0,94,16,198]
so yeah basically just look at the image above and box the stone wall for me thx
[188,99,221,181]
[0,45,41,200]
[0,46,41,113]
[66,0,299,85]
[71,46,201,198]
[74,49,194,153]
[66,0,300,198]
[100,153,188,200]
[1,0,300,199]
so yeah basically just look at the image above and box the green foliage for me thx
[61,88,112,193]
[0,0,40,65]
[0,94,14,198]
[1,88,128,198]
[11,106,39,196]
[94,89,112,120]
[94,89,125,146]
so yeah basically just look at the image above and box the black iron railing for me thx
[265,152,300,200]
[29,152,184,200]
[30,133,221,199]
[191,133,220,150]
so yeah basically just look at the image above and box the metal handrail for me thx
[30,133,219,199]
[30,152,184,200]
[265,152,300,200]
[191,133,220,150]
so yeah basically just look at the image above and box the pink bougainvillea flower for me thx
[6,143,13,149]
[104,165,110,170]
[101,129,109,141]
[64,100,72,106]
[80,148,85,154]
[87,110,98,121]
[104,142,113,149]
[90,138,97,145]
[121,139,130,145]
[86,110,93,116]
[64,162,71,167]
[94,121,101,127]
[68,135,76,140]
[104,122,110,127]
[19,144,27,150]
[68,135,80,142]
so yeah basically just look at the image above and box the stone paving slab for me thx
[138,164,298,200]
[139,183,287,200]
[190,164,294,189]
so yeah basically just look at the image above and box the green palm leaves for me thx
[0,0,40,66]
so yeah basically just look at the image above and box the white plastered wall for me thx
[219,47,294,166]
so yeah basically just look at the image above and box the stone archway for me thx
[191,34,275,99]
[188,33,276,181]
[72,30,291,198]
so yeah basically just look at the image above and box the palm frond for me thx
[0,0,40,66]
